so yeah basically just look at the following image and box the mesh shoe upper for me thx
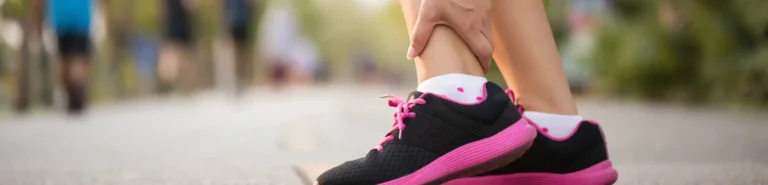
[316,82,524,185]
[478,120,609,175]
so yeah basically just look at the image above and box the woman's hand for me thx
[407,0,493,72]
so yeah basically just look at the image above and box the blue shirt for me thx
[48,0,93,34]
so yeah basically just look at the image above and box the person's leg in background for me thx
[445,1,618,184]
[232,30,253,92]
[15,36,30,113]
[158,0,180,92]
[225,0,255,92]
[15,0,49,113]
[57,34,92,114]
[158,0,195,94]
[313,0,536,184]
[157,42,180,92]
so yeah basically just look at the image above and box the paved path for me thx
[1,85,767,184]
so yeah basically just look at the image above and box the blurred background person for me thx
[223,0,262,92]
[258,1,300,89]
[46,0,94,114]
[288,37,322,85]
[12,0,43,112]
[12,0,57,113]
[158,0,196,94]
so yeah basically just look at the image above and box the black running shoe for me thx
[444,91,618,185]
[315,82,537,185]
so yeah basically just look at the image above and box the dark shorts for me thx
[165,0,193,45]
[225,0,255,45]
[57,33,91,59]
[229,26,251,46]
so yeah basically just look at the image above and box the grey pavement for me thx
[1,85,767,185]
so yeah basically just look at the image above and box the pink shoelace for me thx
[375,95,427,151]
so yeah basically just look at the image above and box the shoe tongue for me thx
[389,129,401,140]
[407,91,424,101]
[384,91,422,140]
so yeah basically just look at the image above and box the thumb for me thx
[408,8,438,60]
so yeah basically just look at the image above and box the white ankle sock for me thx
[417,74,488,104]
[523,111,583,138]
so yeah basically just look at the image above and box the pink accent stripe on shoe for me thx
[443,160,619,185]
[379,118,537,185]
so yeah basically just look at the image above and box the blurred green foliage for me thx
[589,0,768,106]
[293,1,412,79]
[133,0,161,36]
[0,0,26,19]
[544,0,571,45]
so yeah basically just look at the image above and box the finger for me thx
[480,21,494,73]
[483,17,494,50]
[408,6,438,60]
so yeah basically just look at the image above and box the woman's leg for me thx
[402,0,490,104]
[490,0,577,115]
[440,1,619,184]
[401,0,483,82]
[313,1,538,184]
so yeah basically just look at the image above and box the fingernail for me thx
[406,46,415,60]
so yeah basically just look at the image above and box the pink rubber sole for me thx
[444,160,619,185]
[377,118,537,185]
